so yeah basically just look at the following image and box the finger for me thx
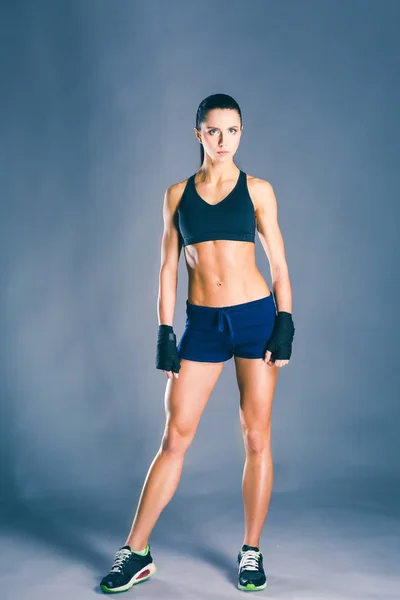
[172,358,181,378]
[165,371,172,379]
[276,360,289,368]
[264,350,271,363]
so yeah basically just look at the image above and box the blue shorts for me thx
[177,293,276,362]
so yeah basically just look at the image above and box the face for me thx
[195,108,243,162]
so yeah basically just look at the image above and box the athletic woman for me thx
[100,93,295,593]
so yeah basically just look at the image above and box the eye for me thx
[209,128,238,135]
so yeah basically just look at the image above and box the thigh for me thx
[177,303,233,363]
[164,358,224,433]
[234,356,279,432]
[231,294,276,360]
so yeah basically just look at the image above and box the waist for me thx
[187,269,270,307]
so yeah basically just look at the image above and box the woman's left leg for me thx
[234,356,279,548]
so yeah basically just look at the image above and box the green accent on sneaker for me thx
[132,544,149,556]
[237,581,267,592]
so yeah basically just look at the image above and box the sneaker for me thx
[100,544,156,593]
[237,544,267,591]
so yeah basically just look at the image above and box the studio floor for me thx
[2,478,399,599]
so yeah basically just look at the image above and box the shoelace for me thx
[110,548,132,572]
[239,549,261,571]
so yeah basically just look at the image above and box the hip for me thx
[184,291,276,334]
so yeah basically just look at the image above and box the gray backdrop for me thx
[1,1,399,598]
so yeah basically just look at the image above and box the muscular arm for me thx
[157,183,184,326]
[254,179,292,314]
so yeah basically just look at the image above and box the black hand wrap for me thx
[265,311,295,361]
[156,325,181,373]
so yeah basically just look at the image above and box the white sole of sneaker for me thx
[100,562,157,593]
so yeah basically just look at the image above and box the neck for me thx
[198,158,240,182]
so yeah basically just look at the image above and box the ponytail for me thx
[199,143,204,168]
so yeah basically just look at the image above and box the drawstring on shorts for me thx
[217,307,235,339]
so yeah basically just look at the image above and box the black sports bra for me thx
[177,169,256,247]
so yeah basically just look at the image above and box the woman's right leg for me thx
[124,358,224,550]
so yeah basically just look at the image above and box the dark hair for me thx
[195,93,242,168]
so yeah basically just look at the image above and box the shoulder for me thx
[245,173,276,213]
[162,176,191,216]
[164,176,191,208]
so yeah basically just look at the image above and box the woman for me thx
[100,93,295,594]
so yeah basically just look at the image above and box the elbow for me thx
[160,262,178,276]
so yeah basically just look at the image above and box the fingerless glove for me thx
[156,325,181,373]
[265,311,295,361]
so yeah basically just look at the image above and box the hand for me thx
[263,350,289,368]
[264,311,294,368]
[156,324,181,378]
[164,370,179,379]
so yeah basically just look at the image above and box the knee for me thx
[161,421,195,455]
[243,427,271,455]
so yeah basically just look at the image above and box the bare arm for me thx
[157,183,184,326]
[254,179,292,314]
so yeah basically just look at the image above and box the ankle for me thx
[242,542,260,549]
[125,540,148,553]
